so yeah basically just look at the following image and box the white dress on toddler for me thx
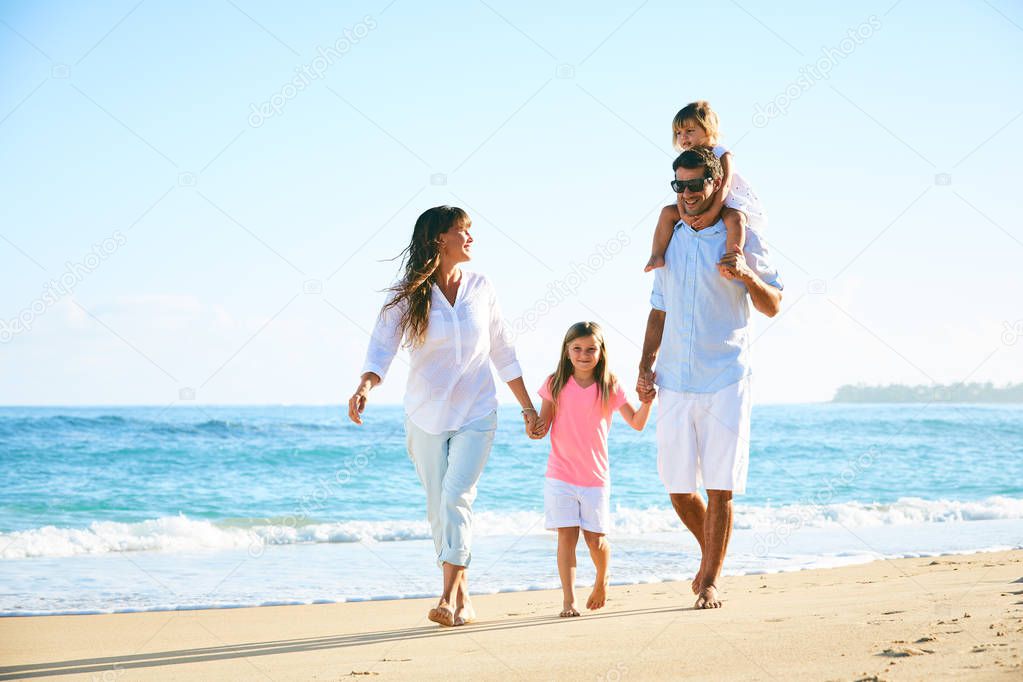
[713,144,766,235]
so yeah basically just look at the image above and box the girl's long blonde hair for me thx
[548,321,617,408]
[383,205,468,348]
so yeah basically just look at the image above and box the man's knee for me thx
[582,530,607,550]
[706,489,733,504]
[670,492,701,511]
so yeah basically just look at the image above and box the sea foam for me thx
[3,495,1022,560]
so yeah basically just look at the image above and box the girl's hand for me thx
[689,212,709,229]
[530,417,548,440]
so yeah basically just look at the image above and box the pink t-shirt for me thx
[539,375,627,487]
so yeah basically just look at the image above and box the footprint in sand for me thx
[915,635,937,643]
[880,647,932,657]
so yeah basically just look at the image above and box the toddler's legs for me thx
[557,526,580,617]
[645,206,678,272]
[583,530,610,610]
[719,208,748,280]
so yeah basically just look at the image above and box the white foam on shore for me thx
[2,543,1017,617]
[3,496,1022,560]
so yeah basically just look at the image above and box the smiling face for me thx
[675,165,721,216]
[675,119,711,151]
[436,218,473,264]
[567,334,601,376]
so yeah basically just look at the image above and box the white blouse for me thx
[361,270,522,435]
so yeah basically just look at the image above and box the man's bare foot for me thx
[694,585,722,609]
[691,568,704,595]
[560,602,580,617]
[586,583,607,610]
[428,602,455,626]
[453,600,476,626]
[645,255,666,272]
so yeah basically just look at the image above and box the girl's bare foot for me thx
[560,601,580,618]
[428,601,455,626]
[645,254,666,272]
[694,584,722,609]
[586,582,607,610]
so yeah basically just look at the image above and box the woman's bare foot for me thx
[454,598,476,626]
[691,568,704,595]
[586,582,607,611]
[428,601,455,626]
[694,584,722,609]
[560,601,580,618]
[645,255,666,272]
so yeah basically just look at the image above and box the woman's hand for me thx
[347,373,380,425]
[522,410,539,439]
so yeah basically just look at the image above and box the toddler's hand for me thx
[689,212,708,229]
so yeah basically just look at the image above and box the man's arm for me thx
[718,252,782,317]
[637,308,665,400]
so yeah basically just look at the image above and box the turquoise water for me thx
[1,404,1021,614]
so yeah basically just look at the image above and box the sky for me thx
[1,0,1022,407]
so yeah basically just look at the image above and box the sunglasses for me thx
[670,177,711,193]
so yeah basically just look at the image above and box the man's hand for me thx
[637,369,657,403]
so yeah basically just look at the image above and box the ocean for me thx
[1,403,1021,616]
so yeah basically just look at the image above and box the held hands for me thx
[636,370,657,404]
[688,211,713,229]
[717,248,751,282]
[523,409,545,440]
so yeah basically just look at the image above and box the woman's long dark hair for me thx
[383,205,468,348]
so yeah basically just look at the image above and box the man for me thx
[638,146,782,609]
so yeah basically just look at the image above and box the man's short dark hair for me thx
[672,146,722,180]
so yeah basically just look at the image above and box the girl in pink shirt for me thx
[531,321,653,617]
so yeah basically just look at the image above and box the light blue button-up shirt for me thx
[650,219,782,394]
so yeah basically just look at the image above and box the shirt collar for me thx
[674,218,726,237]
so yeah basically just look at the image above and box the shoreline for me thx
[2,550,1021,680]
[2,541,1020,619]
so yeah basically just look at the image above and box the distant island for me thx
[832,382,1023,403]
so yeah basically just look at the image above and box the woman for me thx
[348,205,537,627]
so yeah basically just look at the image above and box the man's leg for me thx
[657,389,704,593]
[693,378,751,609]
[695,489,733,609]
[669,493,708,594]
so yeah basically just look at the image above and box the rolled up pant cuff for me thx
[438,549,471,567]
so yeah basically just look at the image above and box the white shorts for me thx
[543,477,610,534]
[656,377,752,494]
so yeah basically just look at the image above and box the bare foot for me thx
[428,602,455,626]
[691,569,704,595]
[645,255,665,272]
[586,583,607,611]
[454,599,476,626]
[694,585,722,609]
[560,602,580,618]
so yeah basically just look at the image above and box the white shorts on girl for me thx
[543,477,610,534]
[656,377,752,494]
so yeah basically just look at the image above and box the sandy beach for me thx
[1,550,1020,681]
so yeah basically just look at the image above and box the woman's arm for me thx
[348,297,402,425]
[618,400,652,431]
[348,372,380,424]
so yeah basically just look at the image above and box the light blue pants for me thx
[405,410,498,567]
